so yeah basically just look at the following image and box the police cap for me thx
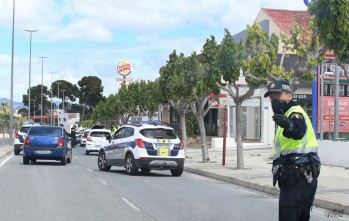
[264,80,292,98]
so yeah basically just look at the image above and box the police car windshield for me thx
[20,126,31,133]
[140,129,177,139]
[90,131,110,138]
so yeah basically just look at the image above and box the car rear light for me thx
[87,137,92,142]
[57,137,64,147]
[135,138,145,148]
[16,133,19,139]
[179,141,184,150]
[24,137,30,146]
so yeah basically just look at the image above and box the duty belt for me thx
[272,153,321,187]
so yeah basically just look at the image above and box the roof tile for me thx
[262,8,311,35]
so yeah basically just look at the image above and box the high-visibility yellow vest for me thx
[273,105,318,160]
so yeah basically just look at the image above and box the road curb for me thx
[0,145,13,160]
[184,167,349,215]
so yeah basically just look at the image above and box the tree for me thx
[309,0,349,79]
[0,103,25,137]
[159,51,193,156]
[213,25,279,169]
[186,50,220,163]
[22,84,50,116]
[212,22,323,169]
[276,22,325,89]
[51,80,79,110]
[145,80,162,121]
[78,76,105,121]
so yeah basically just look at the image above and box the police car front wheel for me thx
[98,151,111,171]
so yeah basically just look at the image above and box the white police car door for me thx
[115,127,134,159]
[109,127,126,164]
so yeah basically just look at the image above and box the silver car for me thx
[80,129,91,147]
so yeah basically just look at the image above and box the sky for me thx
[0,0,308,103]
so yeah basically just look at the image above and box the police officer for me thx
[264,80,321,221]
[111,123,117,137]
[70,125,77,147]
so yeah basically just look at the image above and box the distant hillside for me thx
[0,98,26,110]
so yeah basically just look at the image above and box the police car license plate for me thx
[159,148,169,157]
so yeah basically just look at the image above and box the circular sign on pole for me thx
[117,61,132,76]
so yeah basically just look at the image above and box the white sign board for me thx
[220,97,260,107]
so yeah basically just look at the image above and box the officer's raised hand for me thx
[272,114,291,129]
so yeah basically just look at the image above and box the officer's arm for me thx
[282,113,306,140]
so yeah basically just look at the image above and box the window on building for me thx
[330,85,345,96]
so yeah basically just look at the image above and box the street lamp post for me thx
[61,90,66,126]
[32,99,36,123]
[56,82,61,107]
[334,64,339,139]
[320,64,324,141]
[39,56,47,124]
[10,0,15,141]
[24,29,38,121]
[61,90,66,113]
[48,72,55,126]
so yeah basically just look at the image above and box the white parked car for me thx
[13,123,32,155]
[80,129,91,147]
[97,122,185,176]
[85,129,111,155]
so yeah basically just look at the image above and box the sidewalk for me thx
[0,145,13,160]
[184,145,349,215]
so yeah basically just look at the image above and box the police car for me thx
[97,122,185,176]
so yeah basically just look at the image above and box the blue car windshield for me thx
[29,127,62,137]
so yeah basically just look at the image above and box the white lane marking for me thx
[86,168,93,173]
[98,178,108,186]
[0,154,13,168]
[74,156,78,159]
[121,197,140,211]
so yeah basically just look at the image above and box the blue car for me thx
[23,126,72,165]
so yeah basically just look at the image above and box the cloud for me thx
[0,0,310,102]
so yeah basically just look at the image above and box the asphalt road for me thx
[0,146,341,221]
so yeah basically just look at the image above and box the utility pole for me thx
[48,72,55,126]
[39,56,47,124]
[334,64,339,139]
[10,0,15,141]
[33,99,36,123]
[24,29,38,121]
[61,90,66,113]
[61,90,66,126]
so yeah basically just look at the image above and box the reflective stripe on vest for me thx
[273,105,318,160]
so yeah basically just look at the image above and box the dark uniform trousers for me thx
[71,129,76,146]
[279,167,318,221]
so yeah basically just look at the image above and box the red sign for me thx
[117,61,132,76]
[116,77,133,82]
[318,96,349,132]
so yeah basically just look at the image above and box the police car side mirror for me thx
[106,135,111,142]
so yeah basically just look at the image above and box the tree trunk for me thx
[197,114,209,162]
[148,111,154,121]
[236,103,244,169]
[180,113,188,157]
[81,103,86,122]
